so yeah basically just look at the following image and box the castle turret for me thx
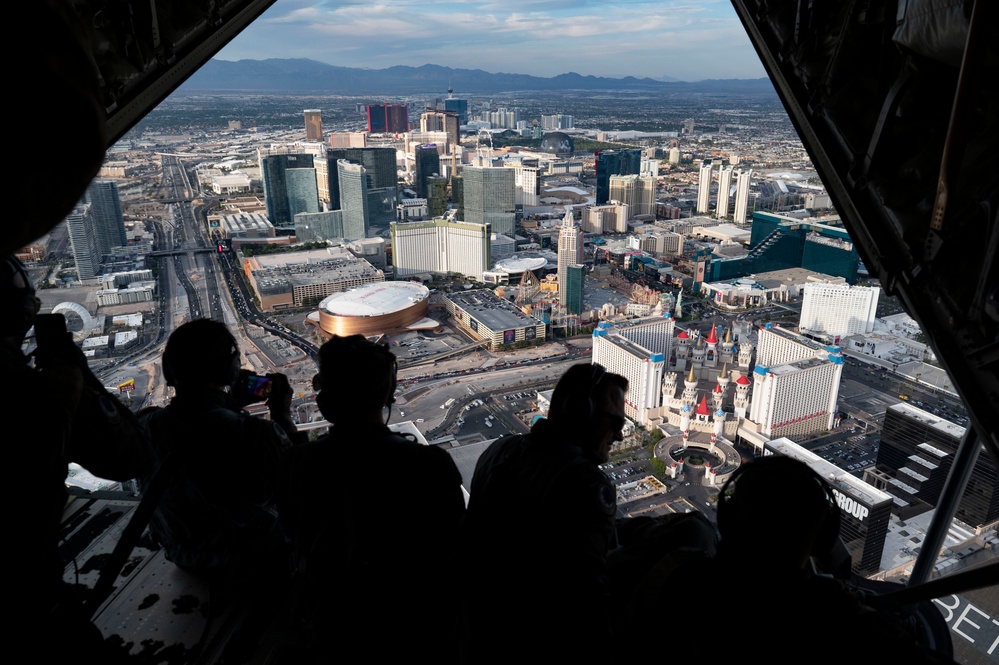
[674,328,691,370]
[691,332,706,370]
[662,371,678,403]
[695,394,710,425]
[717,363,731,397]
[734,372,751,419]
[711,406,725,452]
[738,340,753,369]
[720,327,736,364]
[682,364,698,407]
[705,324,719,368]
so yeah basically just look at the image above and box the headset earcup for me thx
[387,357,398,407]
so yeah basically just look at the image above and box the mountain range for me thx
[179,59,776,95]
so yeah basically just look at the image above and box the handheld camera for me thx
[33,313,68,367]
[241,372,273,403]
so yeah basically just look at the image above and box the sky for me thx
[216,0,767,82]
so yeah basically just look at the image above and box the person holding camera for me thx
[139,318,300,586]
[2,255,151,659]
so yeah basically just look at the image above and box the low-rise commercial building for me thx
[244,247,383,311]
[444,289,545,348]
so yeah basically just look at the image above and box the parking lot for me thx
[813,429,881,477]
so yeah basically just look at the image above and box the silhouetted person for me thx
[140,319,298,586]
[279,335,465,663]
[654,455,957,664]
[4,256,150,659]
[460,364,629,664]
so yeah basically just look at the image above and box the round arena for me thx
[311,282,431,338]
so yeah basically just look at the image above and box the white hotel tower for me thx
[390,217,491,278]
[799,282,880,342]
[734,168,753,224]
[591,315,674,425]
[749,323,844,440]
[696,161,713,214]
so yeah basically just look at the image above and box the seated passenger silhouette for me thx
[140,319,298,586]
[279,335,465,662]
[655,455,957,664]
[4,255,150,662]
[461,363,685,664]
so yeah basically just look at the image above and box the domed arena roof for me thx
[315,282,431,337]
[319,282,429,318]
[494,255,548,274]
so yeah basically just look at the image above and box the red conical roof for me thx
[706,325,718,344]
[677,329,689,339]
[696,395,710,415]
[713,383,722,393]
[736,374,751,385]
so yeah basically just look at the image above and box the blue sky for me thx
[216,0,767,81]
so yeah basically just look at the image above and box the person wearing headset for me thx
[460,363,628,665]
[652,456,957,665]
[139,318,298,586]
[3,255,151,660]
[279,334,465,662]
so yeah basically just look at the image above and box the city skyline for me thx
[216,1,767,82]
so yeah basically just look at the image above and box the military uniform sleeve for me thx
[67,385,151,481]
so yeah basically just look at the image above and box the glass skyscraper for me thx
[337,160,369,241]
[320,147,397,209]
[878,404,998,527]
[366,103,409,134]
[66,204,101,280]
[444,97,468,124]
[304,109,323,142]
[285,168,320,227]
[414,144,441,199]
[595,149,642,205]
[565,264,584,315]
[260,153,316,226]
[463,166,515,236]
[83,179,127,256]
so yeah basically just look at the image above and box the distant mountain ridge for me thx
[179,59,775,95]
